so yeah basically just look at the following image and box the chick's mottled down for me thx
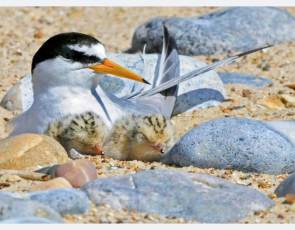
[102,114,178,162]
[44,112,107,155]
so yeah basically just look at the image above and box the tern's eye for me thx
[62,47,75,59]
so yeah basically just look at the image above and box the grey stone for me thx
[68,149,83,159]
[1,188,90,215]
[160,118,295,175]
[81,169,274,223]
[1,52,225,115]
[131,7,295,56]
[35,164,60,179]
[0,217,59,224]
[218,72,272,87]
[275,173,295,197]
[0,193,63,222]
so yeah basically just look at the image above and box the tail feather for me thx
[131,45,273,98]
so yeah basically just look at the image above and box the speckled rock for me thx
[0,217,59,224]
[131,7,295,55]
[2,188,90,215]
[275,173,295,197]
[1,52,225,115]
[0,193,63,222]
[81,169,274,223]
[0,133,69,170]
[218,72,272,87]
[160,118,295,174]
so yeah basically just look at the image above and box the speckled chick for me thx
[102,114,178,162]
[44,111,107,155]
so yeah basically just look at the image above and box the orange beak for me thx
[87,58,150,84]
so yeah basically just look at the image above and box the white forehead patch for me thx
[68,43,107,59]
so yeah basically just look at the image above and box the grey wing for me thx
[121,44,154,100]
[131,45,272,98]
[127,25,180,118]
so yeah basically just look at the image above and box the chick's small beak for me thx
[91,143,104,155]
[87,58,150,84]
[152,143,164,154]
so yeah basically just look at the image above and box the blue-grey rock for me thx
[274,173,295,197]
[218,72,272,87]
[0,217,59,224]
[0,193,63,222]
[160,118,295,175]
[1,52,225,115]
[1,188,90,215]
[34,164,60,178]
[81,169,273,223]
[131,7,295,56]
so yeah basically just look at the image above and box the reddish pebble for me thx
[258,182,271,189]
[34,32,43,38]
[28,177,72,192]
[0,182,11,187]
[55,159,97,188]
[223,109,231,113]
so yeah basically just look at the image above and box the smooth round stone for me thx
[0,133,69,170]
[81,169,273,223]
[0,217,59,224]
[131,7,295,55]
[0,193,63,222]
[275,173,295,197]
[1,52,225,115]
[160,118,295,174]
[28,177,72,192]
[2,188,90,215]
[55,159,97,188]
[218,72,272,87]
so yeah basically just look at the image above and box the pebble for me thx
[218,72,272,87]
[5,175,21,183]
[34,164,60,179]
[131,7,295,55]
[280,94,295,108]
[68,149,83,159]
[275,172,295,197]
[108,166,118,171]
[81,169,274,223]
[256,98,284,110]
[0,192,63,222]
[1,52,225,116]
[0,133,69,170]
[28,177,72,192]
[55,159,97,188]
[160,118,295,174]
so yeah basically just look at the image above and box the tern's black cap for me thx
[31,32,103,73]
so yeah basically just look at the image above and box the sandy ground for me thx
[1,6,295,224]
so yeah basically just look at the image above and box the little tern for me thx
[8,28,271,158]
[44,26,180,157]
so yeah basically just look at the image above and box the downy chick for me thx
[102,114,178,162]
[44,111,107,155]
